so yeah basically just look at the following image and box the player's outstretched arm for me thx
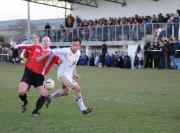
[10,40,34,50]
[73,67,80,80]
[36,52,51,61]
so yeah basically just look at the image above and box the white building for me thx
[72,0,180,19]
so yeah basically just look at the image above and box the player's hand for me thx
[10,40,18,49]
[10,40,15,46]
[36,53,51,62]
[20,58,27,64]
[58,59,62,64]
[74,74,80,80]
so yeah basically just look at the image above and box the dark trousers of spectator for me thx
[145,53,152,68]
[152,53,159,68]
[143,54,147,68]
[45,30,51,38]
[164,52,170,69]
[101,54,106,67]
[158,53,165,69]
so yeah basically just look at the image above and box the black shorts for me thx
[21,67,44,88]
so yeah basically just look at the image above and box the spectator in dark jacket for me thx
[105,52,111,67]
[89,53,95,66]
[45,22,51,38]
[174,39,180,69]
[169,39,176,69]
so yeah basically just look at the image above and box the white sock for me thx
[76,96,86,111]
[50,89,61,99]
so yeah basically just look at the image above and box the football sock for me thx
[19,94,28,105]
[33,96,46,113]
[76,96,86,111]
[50,89,61,99]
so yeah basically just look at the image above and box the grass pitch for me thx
[0,63,180,133]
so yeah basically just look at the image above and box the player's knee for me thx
[42,91,48,97]
[19,87,27,95]
[60,88,69,96]
[36,86,49,97]
[18,90,26,95]
[74,85,81,93]
[19,82,28,94]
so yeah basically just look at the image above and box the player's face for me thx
[32,37,39,44]
[43,37,51,49]
[71,41,80,53]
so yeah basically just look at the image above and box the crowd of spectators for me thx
[2,10,180,69]
[134,37,180,69]
[0,45,15,63]
[78,50,131,69]
[1,37,180,70]
[77,36,180,70]
[75,10,180,27]
[41,10,180,42]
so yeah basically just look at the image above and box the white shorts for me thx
[58,74,78,89]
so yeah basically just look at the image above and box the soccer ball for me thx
[43,78,55,90]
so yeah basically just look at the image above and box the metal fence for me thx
[0,54,8,62]
[33,22,180,42]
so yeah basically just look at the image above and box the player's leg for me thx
[72,83,92,114]
[60,75,92,114]
[18,68,31,113]
[31,74,49,117]
[50,75,74,99]
[49,81,71,99]
[32,85,49,116]
[47,75,92,114]
[18,82,29,113]
[48,84,69,98]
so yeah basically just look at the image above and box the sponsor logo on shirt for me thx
[35,48,40,53]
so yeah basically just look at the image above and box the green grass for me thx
[0,63,180,133]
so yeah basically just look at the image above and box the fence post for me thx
[166,23,168,38]
[137,24,139,41]
[129,24,131,40]
[83,27,85,41]
[115,25,117,41]
[144,23,146,40]
[95,26,97,41]
[108,26,110,41]
[72,28,74,40]
[102,26,104,41]
[152,23,154,37]
[77,28,80,39]
[122,25,124,40]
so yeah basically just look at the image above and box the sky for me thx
[0,0,70,21]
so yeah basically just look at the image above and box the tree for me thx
[14,19,37,41]
[0,35,5,45]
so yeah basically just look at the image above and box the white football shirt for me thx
[52,47,80,78]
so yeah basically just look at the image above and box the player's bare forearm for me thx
[73,68,80,80]
[36,52,51,61]
[18,44,34,50]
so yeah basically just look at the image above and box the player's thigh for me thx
[19,68,31,94]
[60,75,81,95]
[36,85,48,97]
[59,75,76,90]
[18,82,29,94]
[32,73,47,96]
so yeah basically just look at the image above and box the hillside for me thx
[0,18,65,31]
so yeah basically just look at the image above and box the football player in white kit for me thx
[37,38,92,114]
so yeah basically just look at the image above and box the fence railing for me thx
[0,54,8,62]
[32,22,180,42]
